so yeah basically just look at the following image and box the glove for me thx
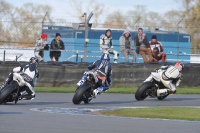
[176,78,182,87]
[153,68,158,72]
[44,44,49,50]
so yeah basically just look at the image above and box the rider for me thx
[144,62,184,96]
[0,57,39,100]
[100,29,119,63]
[77,52,112,98]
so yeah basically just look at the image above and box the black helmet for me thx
[105,29,112,34]
[29,57,39,64]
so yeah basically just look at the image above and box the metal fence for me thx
[0,21,200,63]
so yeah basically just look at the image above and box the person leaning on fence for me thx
[120,29,137,63]
[134,28,153,63]
[100,29,119,63]
[149,35,166,62]
[34,33,49,62]
[49,33,65,62]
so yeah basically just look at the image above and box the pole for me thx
[42,12,48,34]
[176,19,183,61]
[3,50,5,63]
[76,50,78,62]
[83,12,87,62]
[83,11,93,62]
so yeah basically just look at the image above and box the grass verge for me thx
[34,87,200,94]
[97,107,200,121]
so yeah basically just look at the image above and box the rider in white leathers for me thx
[0,57,39,100]
[144,62,184,96]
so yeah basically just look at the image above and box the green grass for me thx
[34,87,200,94]
[97,107,200,121]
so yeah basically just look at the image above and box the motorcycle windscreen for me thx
[151,72,161,82]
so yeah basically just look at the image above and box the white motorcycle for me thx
[135,70,170,101]
[0,73,30,104]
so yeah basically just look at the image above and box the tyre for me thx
[72,84,90,104]
[135,81,153,101]
[0,82,16,104]
[157,94,169,100]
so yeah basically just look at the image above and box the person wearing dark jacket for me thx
[50,33,65,61]
[134,28,153,63]
[120,29,137,63]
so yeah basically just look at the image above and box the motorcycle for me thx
[0,72,32,104]
[135,70,170,101]
[72,70,104,104]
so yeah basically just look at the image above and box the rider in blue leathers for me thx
[77,52,112,98]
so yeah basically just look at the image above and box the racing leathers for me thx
[77,58,112,97]
[100,34,119,63]
[144,65,182,96]
[0,63,39,100]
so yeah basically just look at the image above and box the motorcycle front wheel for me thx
[135,81,153,101]
[72,83,91,104]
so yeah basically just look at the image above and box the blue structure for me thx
[42,25,191,63]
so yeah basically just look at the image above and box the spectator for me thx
[100,29,119,63]
[34,33,49,62]
[149,35,166,62]
[120,29,137,63]
[134,28,153,63]
[50,33,65,61]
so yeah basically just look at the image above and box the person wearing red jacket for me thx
[149,35,166,62]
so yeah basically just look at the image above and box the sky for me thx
[5,0,182,23]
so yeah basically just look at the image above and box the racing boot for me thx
[167,89,176,94]
[113,59,118,63]
[19,94,35,100]
[157,89,168,97]
[93,87,104,98]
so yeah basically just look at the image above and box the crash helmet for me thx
[29,57,39,64]
[175,62,184,72]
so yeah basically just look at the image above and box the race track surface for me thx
[0,93,200,133]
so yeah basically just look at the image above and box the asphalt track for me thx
[0,93,200,133]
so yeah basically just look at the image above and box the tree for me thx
[0,0,14,46]
[69,0,105,26]
[0,1,54,47]
[175,0,199,53]
[0,0,13,20]
[103,11,126,29]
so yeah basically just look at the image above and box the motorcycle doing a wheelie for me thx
[135,63,183,101]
